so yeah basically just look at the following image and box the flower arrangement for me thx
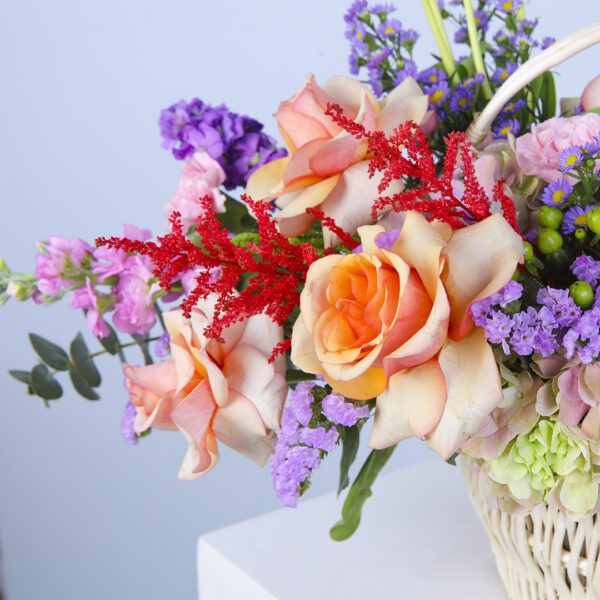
[4,0,600,568]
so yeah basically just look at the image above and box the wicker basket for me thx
[461,457,600,600]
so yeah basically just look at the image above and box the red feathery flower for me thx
[324,102,520,233]
[97,195,319,360]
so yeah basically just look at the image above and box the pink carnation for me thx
[515,113,600,183]
[163,150,226,229]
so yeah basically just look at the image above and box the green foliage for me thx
[70,333,101,387]
[30,364,63,401]
[131,334,154,365]
[98,323,121,356]
[337,425,362,496]
[217,195,256,233]
[29,333,70,371]
[330,445,396,541]
[68,368,100,400]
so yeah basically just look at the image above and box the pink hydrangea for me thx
[163,150,226,229]
[515,113,600,182]
[35,236,93,297]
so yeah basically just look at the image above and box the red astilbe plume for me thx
[324,102,520,233]
[305,207,359,250]
[96,195,319,360]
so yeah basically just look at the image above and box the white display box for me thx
[197,459,506,599]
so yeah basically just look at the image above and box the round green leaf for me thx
[30,364,63,400]
[70,333,101,387]
[29,333,69,371]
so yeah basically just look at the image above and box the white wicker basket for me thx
[461,457,600,600]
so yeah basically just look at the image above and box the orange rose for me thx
[124,299,287,479]
[291,211,523,457]
[247,75,433,245]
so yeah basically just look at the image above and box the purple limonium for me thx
[558,146,583,172]
[492,118,521,139]
[537,287,582,327]
[120,401,138,445]
[572,255,600,287]
[491,62,518,85]
[540,180,573,207]
[562,205,595,234]
[271,382,341,508]
[322,393,371,427]
[154,331,170,358]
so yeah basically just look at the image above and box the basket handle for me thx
[466,22,600,144]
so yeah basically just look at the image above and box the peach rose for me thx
[247,75,432,245]
[291,211,523,458]
[582,74,600,112]
[124,300,287,479]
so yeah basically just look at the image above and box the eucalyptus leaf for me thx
[330,445,396,541]
[68,368,100,400]
[30,364,63,400]
[29,333,69,371]
[98,323,120,356]
[337,425,361,496]
[70,333,101,387]
[9,369,31,385]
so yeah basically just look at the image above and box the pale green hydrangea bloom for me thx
[488,418,599,517]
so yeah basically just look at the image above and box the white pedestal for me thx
[197,460,507,599]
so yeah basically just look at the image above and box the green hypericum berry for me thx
[523,241,534,262]
[536,229,563,255]
[587,207,600,235]
[569,281,595,309]
[575,228,587,241]
[584,157,596,169]
[537,206,563,229]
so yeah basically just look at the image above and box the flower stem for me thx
[463,0,493,99]
[286,369,317,384]
[421,0,457,82]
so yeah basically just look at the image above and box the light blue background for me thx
[0,1,598,598]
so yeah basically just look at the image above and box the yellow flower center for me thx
[458,97,468,107]
[551,190,565,204]
[500,125,512,136]
[503,1,514,10]
[431,90,445,104]
[384,26,395,35]
[356,31,364,39]
[565,154,578,166]
[500,70,509,81]
[575,215,588,226]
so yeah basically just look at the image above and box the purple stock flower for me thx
[120,401,138,445]
[159,98,286,190]
[35,236,92,297]
[541,180,572,207]
[322,393,371,427]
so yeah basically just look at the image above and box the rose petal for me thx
[369,359,446,449]
[378,77,429,135]
[427,328,503,459]
[245,156,290,201]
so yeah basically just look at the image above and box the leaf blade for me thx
[337,425,361,496]
[29,334,69,371]
[30,364,63,400]
[70,333,101,387]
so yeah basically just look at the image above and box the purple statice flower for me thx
[562,205,596,234]
[159,99,286,190]
[537,287,582,327]
[154,331,170,358]
[298,427,339,452]
[480,309,514,353]
[491,280,524,307]
[496,0,522,13]
[491,63,518,85]
[449,86,474,113]
[541,180,573,207]
[289,381,315,427]
[271,444,321,508]
[492,118,521,139]
[120,401,138,445]
[558,146,583,172]
[375,229,400,250]
[572,255,600,287]
[509,308,539,355]
[69,278,111,338]
[35,236,92,297]
[322,393,371,427]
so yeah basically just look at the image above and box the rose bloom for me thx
[291,211,522,458]
[582,74,600,112]
[515,113,600,183]
[247,75,433,245]
[163,149,226,229]
[124,300,287,479]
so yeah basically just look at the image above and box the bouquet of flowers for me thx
[4,1,600,596]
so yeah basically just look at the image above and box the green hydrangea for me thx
[489,418,599,517]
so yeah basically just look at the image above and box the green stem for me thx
[285,369,318,384]
[421,0,457,82]
[154,302,167,333]
[89,336,161,360]
[462,0,493,99]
